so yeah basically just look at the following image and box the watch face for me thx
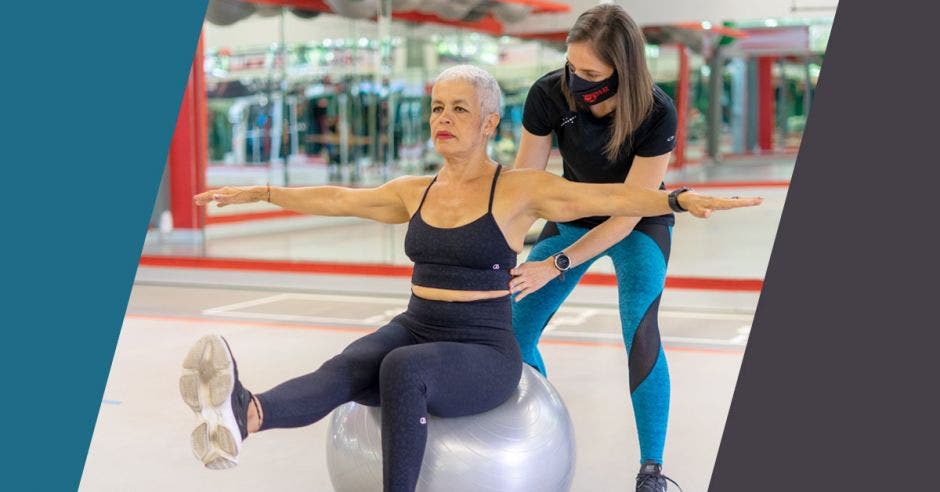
[555,254,570,270]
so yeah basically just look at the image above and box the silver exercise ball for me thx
[326,365,576,492]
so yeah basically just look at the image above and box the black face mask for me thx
[566,64,619,106]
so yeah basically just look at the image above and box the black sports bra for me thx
[404,165,518,291]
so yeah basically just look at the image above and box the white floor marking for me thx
[203,292,407,326]
[201,310,394,326]
[728,324,752,345]
[202,293,295,314]
[198,292,754,345]
[660,310,755,322]
[547,330,748,347]
[543,308,599,333]
[362,309,405,325]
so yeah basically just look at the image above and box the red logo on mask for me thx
[582,86,610,104]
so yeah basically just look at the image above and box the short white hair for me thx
[434,65,502,116]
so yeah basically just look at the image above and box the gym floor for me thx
[81,158,789,491]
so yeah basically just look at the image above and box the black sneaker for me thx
[179,335,254,469]
[636,461,683,492]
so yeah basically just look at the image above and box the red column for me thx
[167,30,207,230]
[757,56,776,152]
[674,43,689,169]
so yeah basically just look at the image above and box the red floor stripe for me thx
[139,255,763,292]
[139,255,414,277]
[668,180,789,189]
[665,276,763,291]
[206,210,301,225]
[577,272,764,291]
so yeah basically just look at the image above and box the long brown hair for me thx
[562,4,653,161]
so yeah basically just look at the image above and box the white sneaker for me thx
[179,335,253,469]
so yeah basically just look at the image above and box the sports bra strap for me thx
[488,165,502,212]
[417,165,500,214]
[415,175,438,213]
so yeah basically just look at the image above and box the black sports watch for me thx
[552,252,571,281]
[668,187,691,213]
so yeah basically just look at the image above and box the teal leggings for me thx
[511,221,672,464]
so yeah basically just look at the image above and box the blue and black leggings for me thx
[512,221,672,464]
[256,295,522,492]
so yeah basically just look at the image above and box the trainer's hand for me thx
[193,186,264,207]
[509,258,559,302]
[677,193,763,218]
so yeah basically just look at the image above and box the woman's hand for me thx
[510,258,560,301]
[193,186,264,207]
[678,193,763,218]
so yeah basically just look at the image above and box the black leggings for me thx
[255,295,522,492]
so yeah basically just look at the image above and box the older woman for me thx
[181,65,759,492]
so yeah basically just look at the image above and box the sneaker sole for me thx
[180,335,240,469]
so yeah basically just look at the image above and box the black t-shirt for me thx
[522,68,677,228]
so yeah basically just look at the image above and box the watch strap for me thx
[552,252,570,281]
[668,187,690,213]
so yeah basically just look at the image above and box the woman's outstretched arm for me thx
[193,177,415,224]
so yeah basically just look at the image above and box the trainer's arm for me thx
[558,153,671,267]
[513,129,553,171]
[193,178,412,224]
[521,170,761,220]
